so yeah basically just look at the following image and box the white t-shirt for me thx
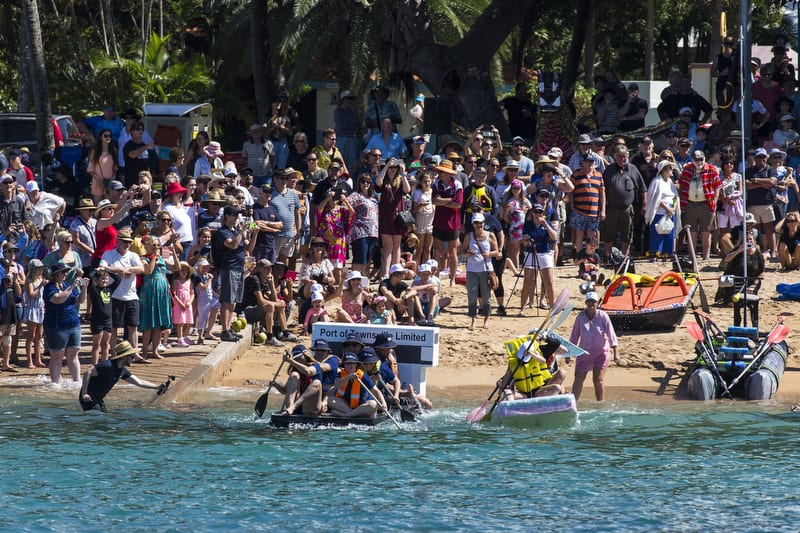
[163,203,194,243]
[100,249,143,300]
[29,191,65,230]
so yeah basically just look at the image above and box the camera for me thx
[241,206,253,217]
[332,187,344,201]
[482,128,495,138]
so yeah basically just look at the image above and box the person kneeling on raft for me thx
[328,352,388,418]
[79,341,165,412]
[498,334,567,401]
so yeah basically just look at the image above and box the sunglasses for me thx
[131,127,144,132]
[101,134,112,139]
[306,158,317,162]
[159,218,172,222]
[513,143,524,147]
[787,219,798,223]
[489,163,499,167]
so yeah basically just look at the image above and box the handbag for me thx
[395,210,415,228]
[655,216,674,235]
[488,271,499,290]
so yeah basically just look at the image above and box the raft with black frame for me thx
[687,325,789,401]
[601,271,697,332]
[269,411,391,428]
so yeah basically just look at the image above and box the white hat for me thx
[223,160,238,176]
[389,263,407,275]
[196,258,210,267]
[657,160,675,174]
[345,270,369,288]
[426,259,439,269]
[418,263,431,273]
[340,90,353,99]
[311,291,324,303]
[769,147,787,159]
[678,106,693,115]
[585,291,600,303]
[472,212,485,223]
[517,344,534,364]
[310,282,324,294]
[25,181,39,193]
[547,147,563,158]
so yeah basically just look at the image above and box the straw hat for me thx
[111,341,138,360]
[75,198,96,211]
[433,160,457,175]
[179,261,195,276]
[117,228,134,242]
[94,198,117,218]
[201,191,228,208]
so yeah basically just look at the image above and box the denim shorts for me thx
[45,324,82,351]
[219,269,245,304]
[351,237,378,264]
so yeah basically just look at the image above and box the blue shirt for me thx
[365,133,407,160]
[43,282,81,329]
[83,115,124,141]
[269,189,301,238]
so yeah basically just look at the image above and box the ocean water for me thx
[1,385,800,532]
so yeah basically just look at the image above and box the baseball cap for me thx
[108,180,126,191]
[25,181,39,192]
[472,212,485,223]
[223,205,241,217]
[389,263,407,275]
[585,292,599,303]
[753,148,768,157]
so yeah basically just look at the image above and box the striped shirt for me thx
[571,170,604,217]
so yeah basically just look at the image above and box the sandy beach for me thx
[219,257,800,406]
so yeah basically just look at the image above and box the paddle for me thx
[476,289,570,423]
[377,376,417,422]
[357,377,402,429]
[466,384,499,422]
[686,321,732,398]
[254,351,289,419]
[683,226,710,313]
[728,324,790,389]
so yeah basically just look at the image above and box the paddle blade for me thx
[399,408,417,423]
[768,324,790,344]
[466,402,488,423]
[551,288,570,316]
[253,392,268,418]
[686,321,704,341]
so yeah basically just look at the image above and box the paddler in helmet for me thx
[498,333,566,401]
[328,352,388,418]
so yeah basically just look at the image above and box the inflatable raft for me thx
[490,394,578,428]
[687,325,789,401]
[269,412,390,428]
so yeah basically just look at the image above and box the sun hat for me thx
[117,228,134,242]
[0,174,13,184]
[433,160,457,175]
[657,160,676,174]
[291,344,308,358]
[769,147,787,159]
[418,263,431,273]
[312,339,331,352]
[311,291,324,303]
[179,261,195,276]
[310,236,326,247]
[341,353,361,365]
[164,182,188,198]
[223,161,239,177]
[204,141,224,157]
[28,258,44,269]
[389,263,407,275]
[535,155,557,166]
[196,258,210,268]
[345,270,369,288]
[373,333,397,349]
[577,133,593,144]
[359,347,380,364]
[472,212,485,223]
[753,148,768,158]
[111,341,138,360]
[426,259,439,269]
[517,343,535,364]
[50,261,69,275]
[745,212,757,225]
[504,160,520,170]
[201,191,228,208]
[75,198,96,211]
[373,295,387,305]
[547,147,563,158]
[344,333,365,347]
[585,291,600,303]
[247,123,263,134]
[94,198,117,217]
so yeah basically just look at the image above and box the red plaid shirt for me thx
[678,163,722,211]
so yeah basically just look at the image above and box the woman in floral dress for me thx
[315,189,354,284]
[503,179,531,272]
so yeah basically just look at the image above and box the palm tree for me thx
[21,0,54,152]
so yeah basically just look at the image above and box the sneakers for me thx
[181,336,195,346]
[279,331,298,342]
[219,330,239,342]
[176,338,190,348]
[497,305,507,317]
[157,343,167,353]
[266,336,285,346]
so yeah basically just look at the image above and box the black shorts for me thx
[243,305,266,324]
[90,321,113,335]
[432,227,460,242]
[111,299,140,328]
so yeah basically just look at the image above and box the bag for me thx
[655,216,674,235]
[395,210,415,228]
[488,271,499,290]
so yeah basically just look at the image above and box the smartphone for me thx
[284,270,298,281]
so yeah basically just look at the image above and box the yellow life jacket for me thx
[336,368,364,408]
[507,340,552,393]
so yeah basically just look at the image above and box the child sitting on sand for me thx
[369,296,395,324]
[304,292,330,334]
[575,237,604,285]
[412,263,439,325]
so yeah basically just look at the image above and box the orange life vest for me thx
[335,368,364,408]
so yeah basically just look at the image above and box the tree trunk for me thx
[582,0,596,87]
[17,4,32,112]
[20,0,54,153]
[251,0,271,122]
[645,0,654,80]
[563,0,592,107]
[708,0,723,63]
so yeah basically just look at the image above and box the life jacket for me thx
[336,368,364,408]
[508,342,553,394]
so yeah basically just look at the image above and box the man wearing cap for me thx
[745,147,779,259]
[570,155,606,249]
[508,136,534,180]
[678,150,722,260]
[602,145,647,258]
[69,199,98,271]
[214,204,249,342]
[568,134,606,173]
[619,83,648,132]
[25,180,66,231]
[0,174,27,235]
[79,340,165,412]
[329,352,388,418]
[405,135,428,168]
[267,168,302,264]
[116,109,153,170]
[100,228,144,353]
[379,263,423,323]
[276,342,339,416]
[364,85,402,139]
[6,149,34,187]
[251,184,283,262]
[237,258,295,345]
[658,74,712,123]
[122,121,156,188]
[569,292,618,401]
[310,162,351,230]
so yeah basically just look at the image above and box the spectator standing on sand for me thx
[569,292,618,401]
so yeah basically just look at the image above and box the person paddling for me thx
[498,333,566,401]
[79,340,166,412]
[328,352,388,418]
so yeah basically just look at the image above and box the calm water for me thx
[2,383,800,532]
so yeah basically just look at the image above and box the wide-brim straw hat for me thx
[111,341,138,360]
[201,191,228,208]
[179,261,195,276]
[76,198,96,211]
